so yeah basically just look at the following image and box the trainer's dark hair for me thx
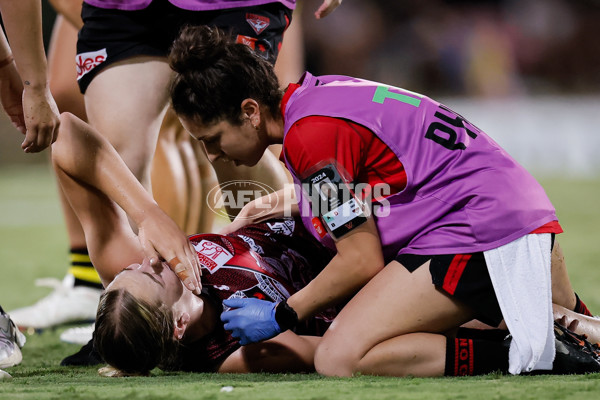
[95,289,179,374]
[169,25,282,126]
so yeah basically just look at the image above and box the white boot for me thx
[0,306,26,368]
[60,323,94,345]
[8,275,101,330]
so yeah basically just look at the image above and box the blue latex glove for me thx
[221,298,281,345]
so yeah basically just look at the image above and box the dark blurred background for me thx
[301,0,600,97]
[28,0,600,96]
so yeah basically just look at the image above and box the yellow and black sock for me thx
[69,248,103,290]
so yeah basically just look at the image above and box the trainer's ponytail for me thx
[169,25,228,74]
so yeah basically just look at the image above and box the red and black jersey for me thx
[174,217,335,372]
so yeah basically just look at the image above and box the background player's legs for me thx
[8,16,102,331]
[192,139,219,232]
[273,7,305,87]
[47,16,101,290]
[84,57,172,192]
[210,153,291,219]
[151,109,191,232]
[85,58,208,234]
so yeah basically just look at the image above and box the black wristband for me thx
[274,299,298,332]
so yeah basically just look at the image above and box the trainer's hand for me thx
[314,0,342,19]
[137,207,202,295]
[221,298,280,345]
[21,85,60,153]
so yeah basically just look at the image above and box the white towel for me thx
[484,233,554,374]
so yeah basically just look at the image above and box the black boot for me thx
[551,321,600,374]
[60,337,103,366]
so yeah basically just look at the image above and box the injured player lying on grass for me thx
[94,251,600,377]
[95,255,600,377]
[51,112,600,377]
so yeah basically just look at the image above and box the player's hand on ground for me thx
[0,61,26,135]
[21,85,60,152]
[221,298,281,345]
[136,207,202,295]
[314,0,342,19]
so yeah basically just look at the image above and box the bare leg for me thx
[151,109,188,230]
[218,331,320,373]
[47,15,88,250]
[314,261,474,377]
[175,121,203,234]
[550,241,577,310]
[48,16,87,120]
[193,140,219,232]
[273,7,305,87]
[84,57,172,195]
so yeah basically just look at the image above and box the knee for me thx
[314,338,357,377]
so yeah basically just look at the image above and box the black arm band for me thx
[274,299,298,332]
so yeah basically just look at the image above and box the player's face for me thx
[107,258,184,307]
[179,116,266,167]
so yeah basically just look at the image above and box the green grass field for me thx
[1,164,600,399]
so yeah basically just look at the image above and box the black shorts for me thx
[76,1,292,93]
[396,252,503,327]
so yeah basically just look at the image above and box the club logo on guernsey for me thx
[193,240,233,273]
[76,49,107,81]
[245,13,270,35]
[236,35,257,50]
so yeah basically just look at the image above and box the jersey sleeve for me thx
[283,116,372,182]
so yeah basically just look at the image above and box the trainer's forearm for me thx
[52,113,158,226]
[287,219,384,320]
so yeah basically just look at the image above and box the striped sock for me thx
[69,248,103,290]
[574,293,593,317]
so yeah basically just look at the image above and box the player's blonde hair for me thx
[95,289,179,374]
